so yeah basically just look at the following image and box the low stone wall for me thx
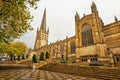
[39,63,120,79]
[0,64,31,70]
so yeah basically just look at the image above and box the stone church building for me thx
[34,2,120,66]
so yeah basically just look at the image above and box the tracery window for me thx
[60,44,64,54]
[81,23,94,46]
[70,41,76,53]
[52,48,55,56]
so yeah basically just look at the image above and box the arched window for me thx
[52,48,55,56]
[81,23,94,46]
[70,41,76,53]
[60,44,64,54]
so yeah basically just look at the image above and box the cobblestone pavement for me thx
[0,69,96,80]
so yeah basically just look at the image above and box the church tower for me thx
[34,9,49,50]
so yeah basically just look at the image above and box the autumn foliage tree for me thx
[0,0,40,43]
[0,41,28,60]
[0,42,9,54]
[10,41,27,55]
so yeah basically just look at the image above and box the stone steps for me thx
[0,64,31,70]
[39,63,120,79]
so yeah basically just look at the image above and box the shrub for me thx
[67,59,75,64]
[60,60,67,63]
[46,52,49,59]
[39,52,44,61]
[32,54,37,63]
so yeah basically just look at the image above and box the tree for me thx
[1,41,27,58]
[0,0,40,43]
[0,41,27,61]
[39,52,44,61]
[10,41,27,55]
[32,54,37,63]
[45,52,49,59]
[7,46,20,61]
[0,42,9,54]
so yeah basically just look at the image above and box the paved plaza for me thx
[0,69,96,80]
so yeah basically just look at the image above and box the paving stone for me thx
[67,78,72,80]
[9,79,16,80]
[0,78,6,80]
[39,79,45,80]
[45,71,54,79]
[0,69,97,80]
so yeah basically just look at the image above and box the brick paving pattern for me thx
[0,69,96,80]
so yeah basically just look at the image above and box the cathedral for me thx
[34,2,120,66]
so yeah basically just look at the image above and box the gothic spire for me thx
[75,12,79,17]
[114,16,118,22]
[40,9,46,32]
[75,11,79,21]
[91,1,96,8]
[91,1,98,14]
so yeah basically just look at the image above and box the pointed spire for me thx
[75,12,79,17]
[91,1,98,14]
[40,8,46,32]
[114,16,118,22]
[75,11,79,21]
[91,1,96,8]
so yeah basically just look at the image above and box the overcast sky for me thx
[15,0,120,48]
